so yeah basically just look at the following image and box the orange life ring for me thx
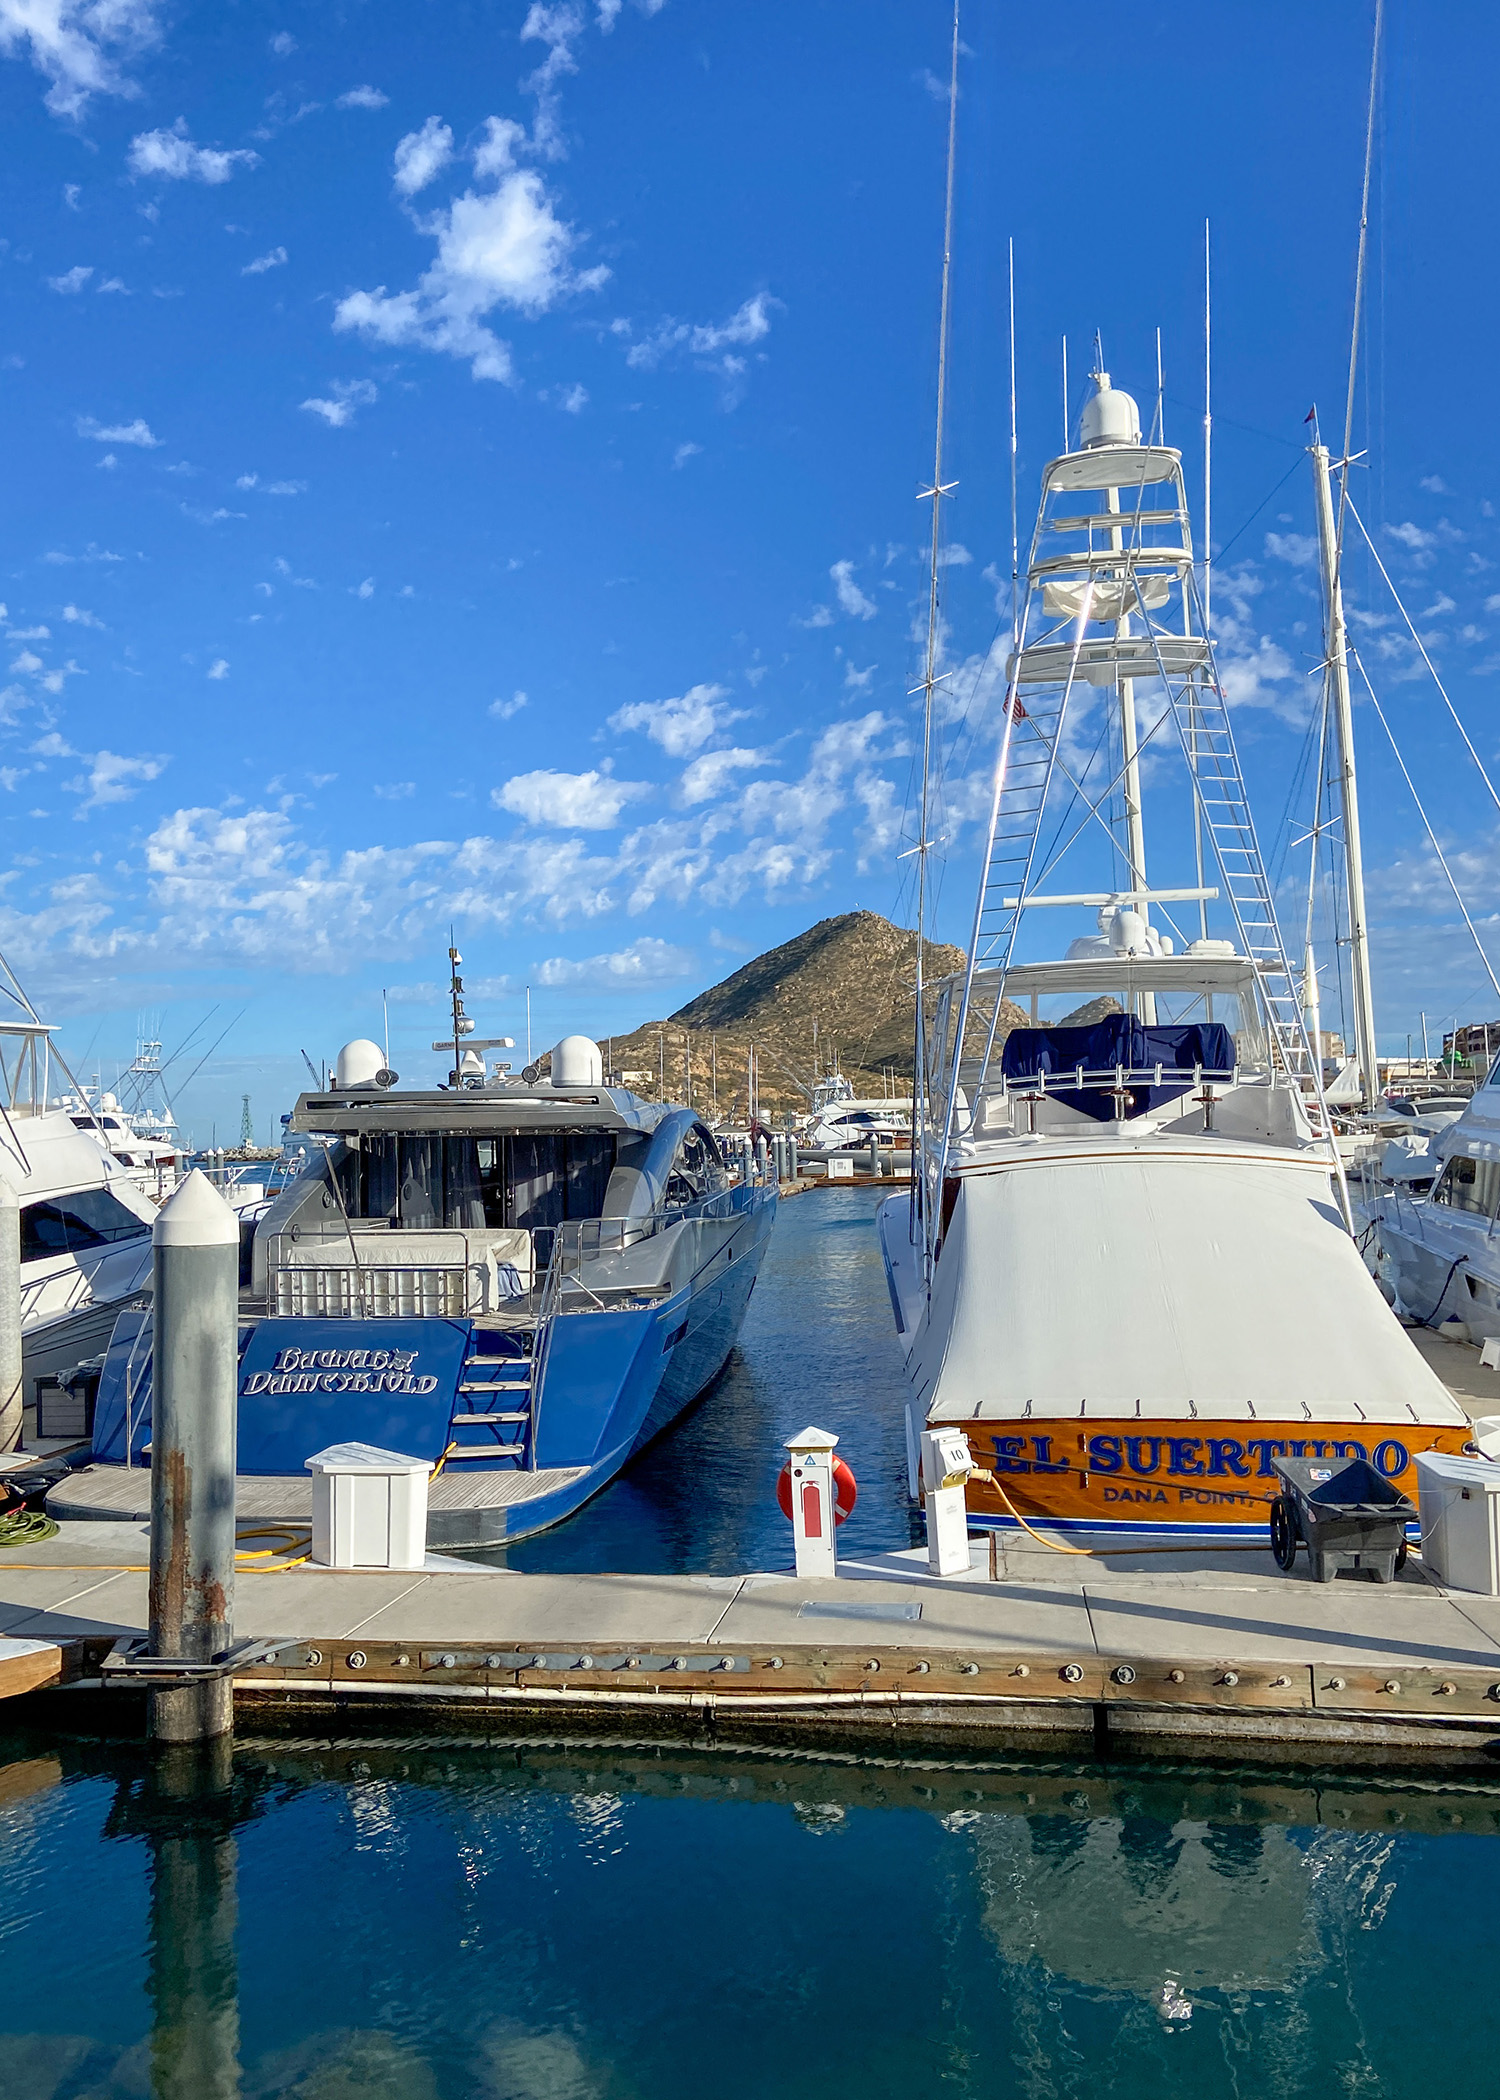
[777,1455,858,1526]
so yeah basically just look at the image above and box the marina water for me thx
[4,1190,1498,2096]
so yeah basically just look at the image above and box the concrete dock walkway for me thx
[7,1521,1500,1771]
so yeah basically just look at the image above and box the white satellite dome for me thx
[1079,371,1142,450]
[551,1035,603,1087]
[334,1038,396,1089]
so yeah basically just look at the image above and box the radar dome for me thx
[551,1035,603,1087]
[334,1038,396,1089]
[1079,371,1141,451]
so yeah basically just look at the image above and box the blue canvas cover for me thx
[1000,1016,1235,1122]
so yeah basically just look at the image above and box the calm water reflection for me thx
[2,1735,1499,2098]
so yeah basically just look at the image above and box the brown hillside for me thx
[593,911,1024,1124]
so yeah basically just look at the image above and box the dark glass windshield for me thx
[339,1131,619,1229]
[22,1187,150,1262]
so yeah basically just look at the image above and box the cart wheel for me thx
[1269,1497,1298,1571]
[1394,1538,1409,1575]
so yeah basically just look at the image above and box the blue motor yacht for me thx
[67,1026,777,1546]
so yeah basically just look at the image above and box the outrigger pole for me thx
[909,0,961,1259]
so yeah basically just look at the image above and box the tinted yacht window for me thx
[22,1188,150,1262]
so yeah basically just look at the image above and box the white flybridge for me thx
[878,362,1469,1539]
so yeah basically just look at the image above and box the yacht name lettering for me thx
[242,1346,439,1398]
[984,1432,1415,1481]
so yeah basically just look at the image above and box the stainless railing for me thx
[982,1061,1237,1129]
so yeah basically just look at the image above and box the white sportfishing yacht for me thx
[879,363,1468,1536]
[1367,1066,1500,1343]
[0,1001,159,1426]
[802,1070,912,1153]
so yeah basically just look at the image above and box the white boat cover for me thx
[928,1151,1465,1426]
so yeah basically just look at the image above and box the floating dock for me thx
[9,1519,1500,1772]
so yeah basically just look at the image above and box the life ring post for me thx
[779,1426,853,1580]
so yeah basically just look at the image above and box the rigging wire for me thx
[1349,643,1500,1004]
[1343,492,1500,819]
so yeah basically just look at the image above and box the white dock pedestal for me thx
[1416,1452,1500,1595]
[305,1442,433,1569]
[784,1426,841,1579]
[920,1428,976,1577]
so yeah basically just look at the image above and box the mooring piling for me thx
[147,1169,241,1744]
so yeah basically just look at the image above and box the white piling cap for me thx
[784,1425,840,1453]
[153,1166,240,1248]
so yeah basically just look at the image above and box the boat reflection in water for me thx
[1,1735,1491,2098]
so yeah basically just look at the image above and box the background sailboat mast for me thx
[1318,0,1384,1110]
[910,0,960,1250]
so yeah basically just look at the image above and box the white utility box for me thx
[920,1426,977,1577]
[305,1441,433,1569]
[826,1155,854,1180]
[1415,1452,1500,1595]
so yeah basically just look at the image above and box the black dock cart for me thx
[1269,1455,1417,1584]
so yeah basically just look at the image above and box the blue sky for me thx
[2,1,1499,1138]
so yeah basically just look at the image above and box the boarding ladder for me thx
[439,1329,537,1469]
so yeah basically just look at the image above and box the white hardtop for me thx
[1043,444,1183,496]
[925,1146,1463,1428]
[954,952,1261,1005]
[290,1084,671,1137]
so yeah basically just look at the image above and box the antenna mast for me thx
[1315,0,1384,1110]
[911,0,961,1252]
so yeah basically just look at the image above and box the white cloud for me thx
[678,746,767,805]
[127,121,258,185]
[96,275,127,293]
[300,378,376,428]
[393,116,453,196]
[75,414,158,446]
[62,603,103,628]
[830,559,877,619]
[1420,475,1450,494]
[494,766,648,829]
[608,682,740,757]
[471,116,526,178]
[489,690,528,720]
[672,441,701,468]
[1386,521,1435,552]
[1219,637,1303,721]
[0,0,162,119]
[62,181,79,208]
[1422,592,1457,618]
[843,660,876,693]
[7,626,49,640]
[207,659,228,679]
[937,543,972,568]
[623,292,775,376]
[373,781,415,800]
[1264,530,1318,567]
[532,935,693,987]
[269,30,295,54]
[797,605,834,629]
[353,578,374,599]
[47,264,92,293]
[555,381,587,413]
[68,747,165,813]
[97,452,117,470]
[242,245,287,275]
[335,154,607,382]
[337,84,388,110]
